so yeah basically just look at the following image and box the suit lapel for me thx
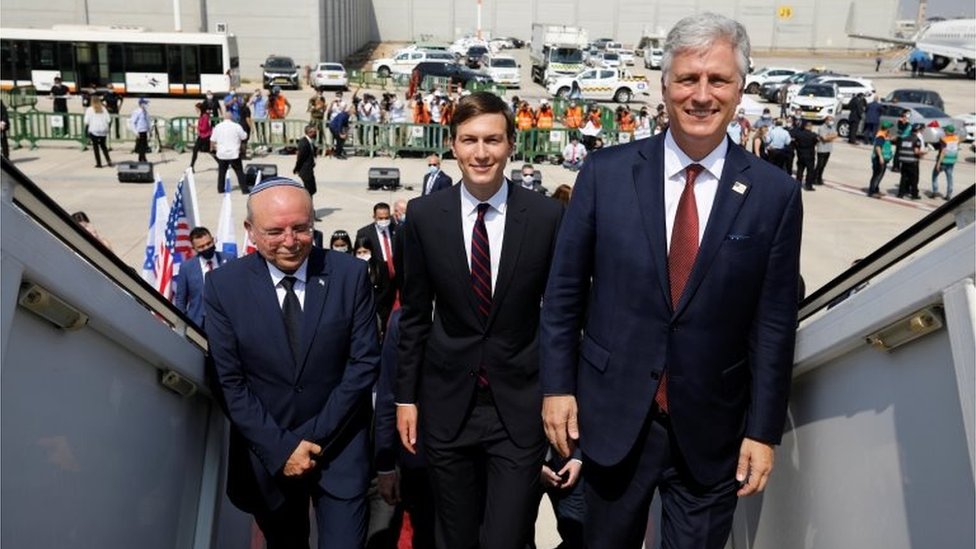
[486,182,525,330]
[674,141,752,317]
[632,134,672,308]
[296,248,331,379]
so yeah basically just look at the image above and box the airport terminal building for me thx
[2,0,898,80]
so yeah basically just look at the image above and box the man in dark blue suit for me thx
[540,13,803,549]
[173,226,229,326]
[205,178,381,548]
[420,153,453,196]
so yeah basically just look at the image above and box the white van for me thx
[371,50,457,77]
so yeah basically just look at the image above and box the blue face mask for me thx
[428,165,439,175]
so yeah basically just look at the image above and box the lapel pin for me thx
[732,181,748,195]
[317,279,325,286]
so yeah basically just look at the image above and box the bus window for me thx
[167,45,183,87]
[30,41,58,71]
[2,40,33,82]
[182,45,200,86]
[200,45,221,74]
[58,42,76,83]
[125,43,165,73]
[108,43,124,84]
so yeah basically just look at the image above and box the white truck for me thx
[530,23,588,84]
[546,67,649,103]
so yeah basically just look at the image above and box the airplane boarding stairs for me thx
[1,156,974,548]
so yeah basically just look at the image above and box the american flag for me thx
[159,178,192,299]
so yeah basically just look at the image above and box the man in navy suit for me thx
[540,13,803,549]
[420,153,453,195]
[205,178,381,548]
[173,226,229,326]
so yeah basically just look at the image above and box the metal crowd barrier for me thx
[2,85,39,111]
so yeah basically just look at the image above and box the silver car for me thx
[838,102,967,144]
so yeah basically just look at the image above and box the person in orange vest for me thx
[536,99,554,129]
[516,101,536,131]
[564,100,584,129]
[617,106,636,134]
[413,94,431,124]
[587,106,602,129]
[267,85,292,143]
[439,98,454,126]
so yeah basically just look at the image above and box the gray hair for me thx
[661,12,751,87]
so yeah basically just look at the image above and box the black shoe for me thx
[910,194,921,200]
[896,194,905,198]
[944,195,953,201]
[803,185,816,191]
[95,164,103,168]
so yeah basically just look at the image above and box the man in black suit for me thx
[356,202,397,283]
[294,124,318,197]
[396,91,563,549]
[205,178,381,548]
[421,153,453,195]
[541,13,802,549]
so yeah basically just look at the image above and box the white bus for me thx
[0,26,240,95]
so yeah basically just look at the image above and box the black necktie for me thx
[280,276,303,366]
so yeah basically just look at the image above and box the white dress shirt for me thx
[198,255,219,274]
[265,258,309,309]
[211,120,247,160]
[460,181,507,293]
[425,169,441,194]
[662,130,727,252]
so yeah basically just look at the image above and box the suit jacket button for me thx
[295,385,303,392]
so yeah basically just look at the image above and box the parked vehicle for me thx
[262,55,300,89]
[546,67,648,103]
[809,76,875,107]
[618,49,635,66]
[744,67,800,94]
[789,83,842,122]
[591,38,614,50]
[465,45,489,68]
[643,48,663,70]
[759,70,844,102]
[372,49,456,77]
[483,55,521,87]
[836,102,967,143]
[530,24,588,83]
[956,112,975,141]
[311,62,348,90]
[410,61,493,92]
[884,89,945,111]
[590,51,622,69]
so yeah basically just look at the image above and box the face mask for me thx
[207,94,213,100]
[398,214,405,224]
[357,253,372,261]
[332,245,349,253]
[376,219,391,229]
[198,246,216,260]
[762,114,772,119]
[428,165,439,175]
[522,174,534,184]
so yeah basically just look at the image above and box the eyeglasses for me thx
[257,224,314,244]
[428,163,439,167]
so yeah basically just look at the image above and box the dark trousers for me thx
[424,397,546,549]
[217,157,247,193]
[253,477,367,549]
[583,412,739,549]
[847,117,862,143]
[766,149,786,173]
[862,122,877,143]
[380,467,436,549]
[814,152,830,185]
[783,150,795,176]
[795,154,815,188]
[2,130,10,158]
[528,457,586,549]
[331,129,347,158]
[898,162,919,198]
[298,171,318,196]
[868,156,887,195]
[135,131,149,162]
[190,137,215,168]
[90,134,111,166]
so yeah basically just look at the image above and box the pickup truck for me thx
[546,67,649,103]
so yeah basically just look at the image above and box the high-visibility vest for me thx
[588,112,602,129]
[413,103,430,124]
[516,109,535,130]
[619,113,636,132]
[940,134,959,165]
[536,108,554,129]
[565,106,583,128]
[269,95,288,119]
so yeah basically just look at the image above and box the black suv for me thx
[262,56,300,89]
[411,62,493,90]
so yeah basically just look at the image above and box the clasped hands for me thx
[283,439,322,477]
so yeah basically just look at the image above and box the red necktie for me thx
[381,229,395,277]
[205,259,214,272]
[471,203,492,387]
[655,163,704,414]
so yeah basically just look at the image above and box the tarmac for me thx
[4,49,975,548]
